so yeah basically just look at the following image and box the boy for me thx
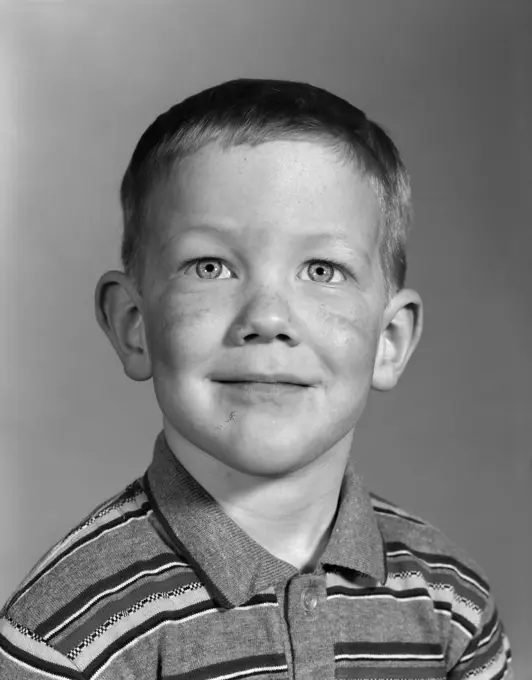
[1,79,513,679]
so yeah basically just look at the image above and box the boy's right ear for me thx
[95,271,152,381]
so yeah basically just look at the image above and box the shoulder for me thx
[370,491,490,592]
[3,480,157,624]
[0,478,204,675]
[369,493,510,671]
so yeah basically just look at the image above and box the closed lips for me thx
[212,373,313,386]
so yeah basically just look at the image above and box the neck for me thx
[163,423,353,572]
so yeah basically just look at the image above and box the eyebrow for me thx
[166,223,371,266]
[160,223,239,250]
[171,223,238,240]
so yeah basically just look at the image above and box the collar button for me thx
[302,587,319,613]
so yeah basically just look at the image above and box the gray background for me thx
[1,1,530,676]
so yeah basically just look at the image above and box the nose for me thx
[228,286,301,347]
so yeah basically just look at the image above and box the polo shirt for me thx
[0,432,513,680]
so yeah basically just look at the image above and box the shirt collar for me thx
[144,432,386,608]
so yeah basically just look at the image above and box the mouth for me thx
[216,380,308,387]
[211,373,314,387]
[213,378,311,404]
[216,381,308,389]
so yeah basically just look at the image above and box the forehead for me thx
[149,140,382,256]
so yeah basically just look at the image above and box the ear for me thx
[372,288,423,392]
[95,271,152,381]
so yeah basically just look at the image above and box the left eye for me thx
[300,260,346,284]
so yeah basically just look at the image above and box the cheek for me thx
[314,300,380,365]
[145,292,225,370]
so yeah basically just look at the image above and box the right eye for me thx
[183,258,233,280]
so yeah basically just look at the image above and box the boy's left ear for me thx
[372,288,423,391]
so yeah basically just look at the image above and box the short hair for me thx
[120,78,412,298]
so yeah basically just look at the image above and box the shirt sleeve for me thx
[447,595,513,680]
[0,612,86,680]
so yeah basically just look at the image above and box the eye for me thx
[300,259,347,284]
[184,258,233,280]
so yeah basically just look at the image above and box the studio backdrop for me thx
[1,1,530,676]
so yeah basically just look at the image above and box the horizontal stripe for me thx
[6,487,147,614]
[384,559,486,610]
[449,609,477,638]
[335,652,443,661]
[385,542,490,595]
[335,641,443,658]
[329,587,477,640]
[430,601,478,641]
[65,587,278,663]
[10,503,153,613]
[164,653,288,680]
[76,590,281,676]
[335,665,445,680]
[327,579,481,633]
[328,580,475,602]
[39,554,191,641]
[0,633,84,680]
[453,624,506,674]
[461,612,500,661]
[62,481,145,542]
[328,585,433,602]
[79,595,216,676]
[372,504,427,526]
[451,644,509,680]
[57,573,202,654]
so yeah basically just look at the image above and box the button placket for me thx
[285,575,333,678]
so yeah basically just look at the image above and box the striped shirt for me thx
[1,432,513,680]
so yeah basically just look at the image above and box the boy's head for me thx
[96,79,422,478]
[120,78,411,300]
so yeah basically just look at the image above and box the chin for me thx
[216,429,326,478]
[221,451,314,479]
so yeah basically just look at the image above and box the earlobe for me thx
[372,289,423,392]
[95,271,152,381]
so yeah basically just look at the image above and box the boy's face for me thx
[141,140,387,477]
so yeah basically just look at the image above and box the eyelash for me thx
[312,258,350,277]
[182,257,352,281]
